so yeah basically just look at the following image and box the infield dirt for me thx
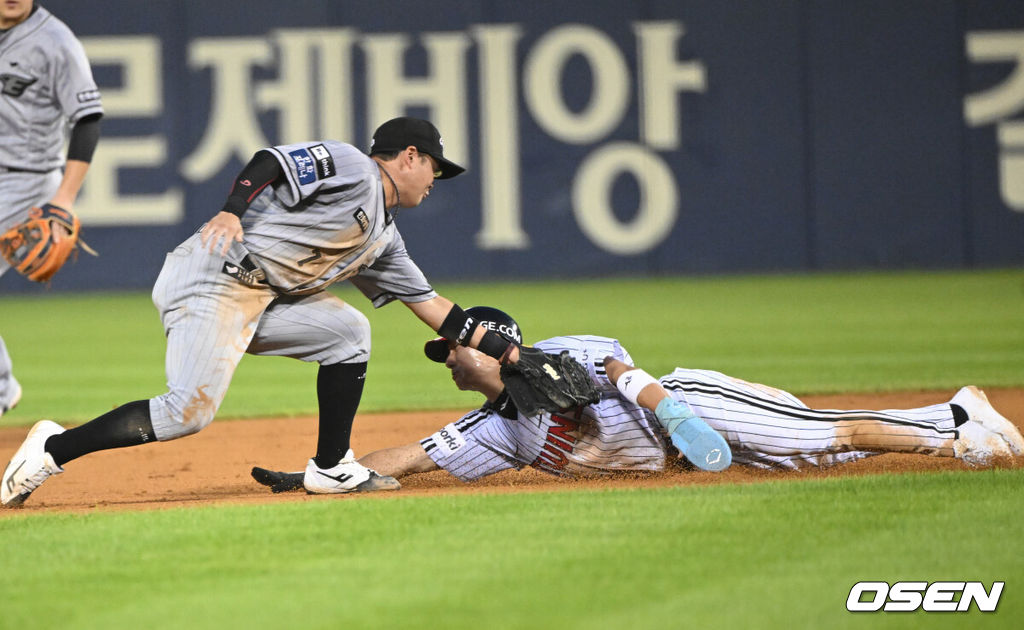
[2,388,1022,516]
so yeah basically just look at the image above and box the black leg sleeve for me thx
[314,362,368,469]
[44,400,155,467]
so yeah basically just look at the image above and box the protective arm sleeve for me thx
[220,150,282,217]
[66,114,102,163]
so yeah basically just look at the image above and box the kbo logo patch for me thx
[288,148,316,185]
[847,581,1003,612]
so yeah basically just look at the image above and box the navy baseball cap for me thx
[370,117,466,179]
[424,306,522,362]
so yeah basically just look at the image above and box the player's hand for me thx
[50,219,72,243]
[200,211,244,256]
[44,199,73,243]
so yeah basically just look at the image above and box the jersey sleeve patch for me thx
[427,423,467,458]
[76,89,101,103]
[289,145,335,184]
[288,148,317,185]
[310,144,336,179]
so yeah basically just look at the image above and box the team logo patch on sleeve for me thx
[429,423,467,458]
[310,144,336,179]
[76,89,101,103]
[289,148,316,185]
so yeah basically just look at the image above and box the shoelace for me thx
[17,457,61,493]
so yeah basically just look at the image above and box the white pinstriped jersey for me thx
[421,335,669,481]
[0,6,102,170]
[237,140,435,302]
[420,336,962,479]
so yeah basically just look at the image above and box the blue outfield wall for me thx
[1,0,1023,294]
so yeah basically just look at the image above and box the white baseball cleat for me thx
[950,386,1024,456]
[2,419,65,507]
[303,449,400,494]
[953,421,1013,467]
[0,377,22,418]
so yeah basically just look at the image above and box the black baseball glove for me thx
[499,346,600,416]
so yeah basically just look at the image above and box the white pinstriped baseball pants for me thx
[661,368,958,470]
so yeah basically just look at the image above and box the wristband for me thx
[438,305,476,346]
[615,368,660,405]
[477,330,514,361]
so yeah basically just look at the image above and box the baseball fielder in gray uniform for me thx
[254,307,1023,491]
[0,1,103,417]
[3,117,532,507]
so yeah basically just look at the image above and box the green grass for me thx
[1,470,1020,629]
[2,269,1022,423]
[1,270,1022,629]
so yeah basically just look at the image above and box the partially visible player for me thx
[0,1,103,415]
[252,307,1024,492]
[2,118,530,508]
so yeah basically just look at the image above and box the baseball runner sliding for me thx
[252,307,1024,492]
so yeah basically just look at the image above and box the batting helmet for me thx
[424,306,522,362]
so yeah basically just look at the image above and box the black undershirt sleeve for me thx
[220,150,283,217]
[66,114,102,162]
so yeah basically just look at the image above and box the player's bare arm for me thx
[605,357,674,411]
[43,160,90,244]
[360,442,439,478]
[45,114,102,241]
[404,295,455,329]
[49,161,89,212]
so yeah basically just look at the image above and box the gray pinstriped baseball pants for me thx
[148,233,370,441]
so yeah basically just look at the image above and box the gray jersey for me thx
[420,335,668,480]
[0,5,103,170]
[238,140,435,302]
[145,139,438,440]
